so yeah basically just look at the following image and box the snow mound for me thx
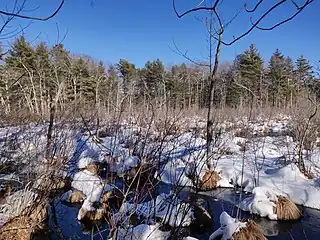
[115,224,170,240]
[120,193,194,227]
[71,170,103,202]
[77,156,96,169]
[238,187,279,220]
[0,190,38,226]
[117,156,140,174]
[256,144,283,159]
[77,198,95,220]
[209,211,247,240]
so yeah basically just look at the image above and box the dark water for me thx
[49,184,320,240]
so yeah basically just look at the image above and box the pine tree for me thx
[117,59,136,96]
[295,55,313,85]
[6,36,35,70]
[267,49,288,106]
[143,59,165,99]
[234,44,264,106]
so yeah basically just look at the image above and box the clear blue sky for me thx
[1,0,319,68]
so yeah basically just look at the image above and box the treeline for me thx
[0,36,318,117]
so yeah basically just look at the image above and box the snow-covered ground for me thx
[2,115,320,238]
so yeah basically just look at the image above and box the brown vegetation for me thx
[85,163,99,175]
[102,188,124,210]
[69,190,85,203]
[78,207,105,221]
[0,202,48,240]
[199,170,220,191]
[234,220,267,240]
[274,196,302,220]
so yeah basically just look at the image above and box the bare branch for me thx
[244,0,263,12]
[173,0,220,18]
[173,0,313,46]
[251,0,313,31]
[0,0,64,21]
[169,39,210,67]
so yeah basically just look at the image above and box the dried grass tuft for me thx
[199,170,220,191]
[234,220,267,240]
[274,196,302,220]
[85,163,99,175]
[69,190,85,203]
[78,207,105,221]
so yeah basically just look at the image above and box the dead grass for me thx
[275,196,302,220]
[0,216,35,240]
[199,170,220,191]
[102,188,124,210]
[78,207,105,221]
[234,220,267,240]
[70,190,85,203]
[0,202,48,240]
[85,163,99,175]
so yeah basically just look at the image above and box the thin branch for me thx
[252,0,313,31]
[173,0,220,18]
[174,0,313,46]
[244,0,263,12]
[0,0,64,21]
[169,39,210,67]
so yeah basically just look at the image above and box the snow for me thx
[119,193,194,227]
[117,156,140,174]
[61,190,73,202]
[77,156,96,169]
[77,198,95,220]
[209,211,247,240]
[238,187,278,220]
[115,224,170,240]
[0,190,38,226]
[71,170,103,203]
[256,143,283,159]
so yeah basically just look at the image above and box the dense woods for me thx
[0,36,318,118]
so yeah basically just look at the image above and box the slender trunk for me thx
[46,93,55,159]
[206,30,222,169]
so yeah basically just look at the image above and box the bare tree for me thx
[173,0,313,168]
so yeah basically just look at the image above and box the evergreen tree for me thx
[6,36,35,70]
[295,55,313,84]
[143,59,165,98]
[117,59,136,95]
[234,44,264,106]
[267,49,288,106]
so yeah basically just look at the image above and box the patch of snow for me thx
[119,193,193,227]
[77,198,95,220]
[71,170,103,203]
[209,211,247,240]
[77,156,96,169]
[238,187,279,220]
[256,144,283,159]
[0,190,38,226]
[61,190,72,202]
[115,224,170,240]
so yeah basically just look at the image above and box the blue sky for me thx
[1,0,319,68]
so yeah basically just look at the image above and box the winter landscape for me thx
[0,0,319,240]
